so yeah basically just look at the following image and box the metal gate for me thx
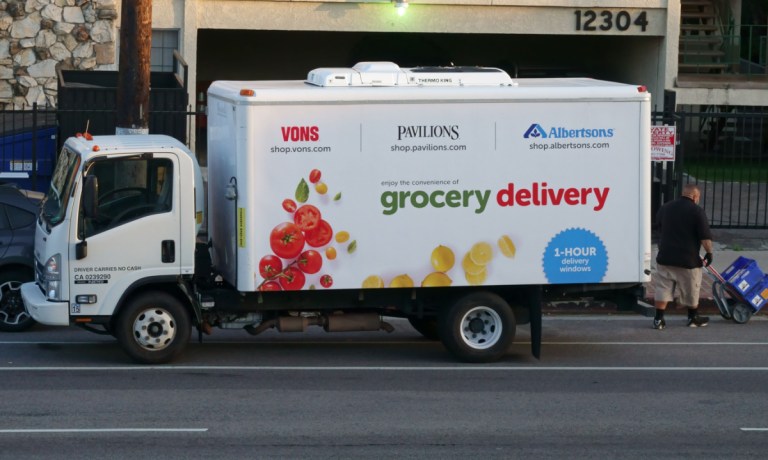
[653,107,768,229]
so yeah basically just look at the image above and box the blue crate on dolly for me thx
[721,256,765,297]
[745,275,768,312]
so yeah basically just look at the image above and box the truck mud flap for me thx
[530,287,542,359]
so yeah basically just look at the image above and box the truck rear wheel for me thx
[115,292,191,364]
[438,292,515,363]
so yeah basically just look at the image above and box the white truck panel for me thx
[208,77,651,293]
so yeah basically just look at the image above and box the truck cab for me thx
[21,135,204,339]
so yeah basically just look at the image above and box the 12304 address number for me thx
[575,10,649,32]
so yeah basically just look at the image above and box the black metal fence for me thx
[653,107,768,229]
[3,104,767,228]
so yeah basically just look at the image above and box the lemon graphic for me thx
[362,275,385,289]
[430,245,455,272]
[465,268,487,286]
[498,235,516,258]
[335,231,350,243]
[390,274,415,288]
[469,242,493,265]
[421,272,452,287]
[462,253,486,275]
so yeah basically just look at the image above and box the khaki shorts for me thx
[653,264,703,307]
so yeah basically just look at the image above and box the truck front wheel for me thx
[438,292,515,363]
[115,292,191,364]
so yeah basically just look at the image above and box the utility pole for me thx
[116,0,152,134]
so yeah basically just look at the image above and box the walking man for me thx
[653,183,714,329]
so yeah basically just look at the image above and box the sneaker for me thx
[687,315,709,328]
[653,318,666,330]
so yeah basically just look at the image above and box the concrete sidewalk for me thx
[544,228,768,317]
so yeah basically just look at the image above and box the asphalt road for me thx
[1,316,768,459]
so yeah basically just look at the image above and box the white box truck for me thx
[22,62,651,364]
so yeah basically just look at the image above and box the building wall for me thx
[0,0,118,108]
[179,1,671,107]
[5,1,765,110]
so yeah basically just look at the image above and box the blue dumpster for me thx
[0,126,57,193]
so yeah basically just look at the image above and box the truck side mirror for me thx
[82,175,99,218]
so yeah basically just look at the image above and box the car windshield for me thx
[40,147,81,227]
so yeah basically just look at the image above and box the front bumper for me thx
[21,282,69,326]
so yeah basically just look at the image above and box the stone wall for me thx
[0,0,117,109]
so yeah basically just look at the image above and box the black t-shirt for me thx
[656,196,713,268]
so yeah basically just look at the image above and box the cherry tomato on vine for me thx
[282,198,297,213]
[309,169,322,184]
[304,219,333,247]
[320,274,333,288]
[279,267,306,291]
[259,281,282,291]
[297,250,323,274]
[294,204,321,232]
[269,222,305,259]
[258,255,283,279]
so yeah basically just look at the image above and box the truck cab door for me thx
[69,153,180,317]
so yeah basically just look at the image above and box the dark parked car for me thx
[0,183,39,332]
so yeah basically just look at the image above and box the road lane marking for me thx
[741,428,768,432]
[2,366,768,371]
[0,428,208,433]
[1,340,767,346]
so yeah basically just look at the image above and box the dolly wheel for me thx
[731,303,753,324]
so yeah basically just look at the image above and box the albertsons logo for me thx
[524,124,547,139]
[524,123,614,139]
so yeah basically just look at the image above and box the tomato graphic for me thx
[269,222,305,259]
[259,255,284,279]
[294,204,321,232]
[279,267,306,291]
[309,169,322,184]
[297,250,323,274]
[320,274,333,288]
[282,199,297,213]
[259,281,282,291]
[304,219,333,248]
[325,246,337,260]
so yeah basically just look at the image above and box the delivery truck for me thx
[21,62,652,364]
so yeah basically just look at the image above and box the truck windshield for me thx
[40,147,81,227]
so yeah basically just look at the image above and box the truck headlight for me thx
[44,254,62,300]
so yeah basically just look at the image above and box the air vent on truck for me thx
[306,62,516,87]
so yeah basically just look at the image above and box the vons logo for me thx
[524,123,614,139]
[281,126,319,142]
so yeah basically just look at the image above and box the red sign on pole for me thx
[651,125,676,161]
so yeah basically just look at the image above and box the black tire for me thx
[438,292,515,363]
[0,268,35,332]
[407,317,440,341]
[114,292,191,364]
[731,302,753,324]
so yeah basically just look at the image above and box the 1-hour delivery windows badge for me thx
[524,123,547,139]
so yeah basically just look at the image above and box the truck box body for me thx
[207,76,651,293]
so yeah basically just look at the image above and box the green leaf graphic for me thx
[295,178,309,203]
